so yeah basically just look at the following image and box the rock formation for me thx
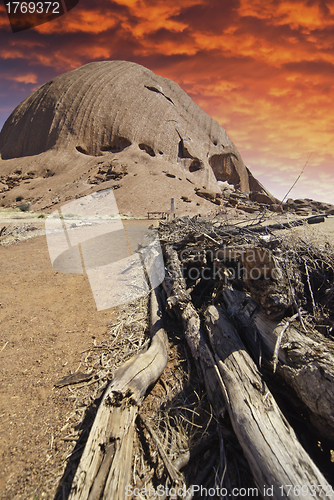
[0,60,276,215]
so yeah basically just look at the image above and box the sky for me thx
[0,0,334,203]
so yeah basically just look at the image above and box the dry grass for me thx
[52,286,256,499]
[34,214,334,498]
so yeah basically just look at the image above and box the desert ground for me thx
[0,212,162,499]
[1,210,334,499]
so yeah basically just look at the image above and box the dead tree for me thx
[163,244,334,500]
[205,304,332,499]
[223,287,334,439]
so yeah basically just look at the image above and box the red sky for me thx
[1,0,333,203]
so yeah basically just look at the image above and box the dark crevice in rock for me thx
[211,138,224,148]
[189,159,203,172]
[43,169,55,178]
[209,153,240,184]
[100,137,132,153]
[76,146,89,155]
[178,138,193,160]
[176,132,202,172]
[144,85,174,105]
[139,143,155,157]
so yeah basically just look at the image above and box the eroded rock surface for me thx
[0,61,273,215]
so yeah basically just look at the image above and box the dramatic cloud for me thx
[1,0,333,202]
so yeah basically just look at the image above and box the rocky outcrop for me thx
[0,61,274,215]
[218,190,334,217]
[195,188,222,205]
[250,192,278,205]
[282,198,334,215]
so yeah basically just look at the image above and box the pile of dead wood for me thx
[62,215,334,500]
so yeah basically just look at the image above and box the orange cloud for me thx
[11,73,38,84]
[35,8,120,34]
[238,0,334,28]
[1,0,334,203]
[0,4,10,29]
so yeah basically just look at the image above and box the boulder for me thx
[0,60,275,215]
[294,199,309,205]
[217,180,235,191]
[296,209,310,216]
[181,196,191,203]
[195,189,216,200]
[269,204,283,213]
[237,204,257,214]
[318,202,332,211]
[250,192,277,205]
[226,198,238,207]
[230,191,249,200]
[0,61,243,186]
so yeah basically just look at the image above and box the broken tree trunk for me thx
[163,244,227,417]
[68,288,169,500]
[164,244,334,499]
[205,304,334,500]
[223,287,334,440]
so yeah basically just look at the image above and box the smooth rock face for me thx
[0,61,242,181]
[0,61,273,215]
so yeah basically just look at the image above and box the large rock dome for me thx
[0,61,272,215]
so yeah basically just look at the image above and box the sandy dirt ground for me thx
[0,234,115,499]
[0,213,161,499]
[0,212,333,499]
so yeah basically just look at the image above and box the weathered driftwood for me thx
[223,287,334,439]
[163,244,227,417]
[204,304,334,500]
[242,214,326,233]
[68,288,169,500]
[164,245,334,499]
[169,215,326,250]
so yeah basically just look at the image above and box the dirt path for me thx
[0,235,114,499]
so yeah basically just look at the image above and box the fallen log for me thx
[242,214,327,233]
[223,287,334,440]
[165,215,327,251]
[205,304,334,500]
[163,244,227,417]
[164,245,334,498]
[68,288,169,500]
